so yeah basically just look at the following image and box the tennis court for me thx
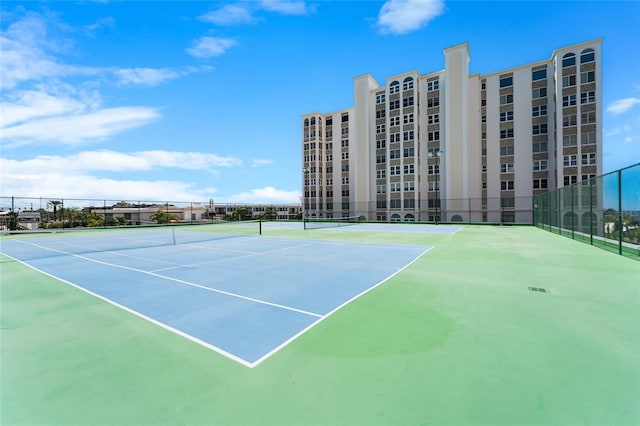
[0,224,430,366]
[2,224,639,425]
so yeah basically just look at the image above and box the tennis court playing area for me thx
[2,223,639,425]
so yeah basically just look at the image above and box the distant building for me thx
[302,39,602,223]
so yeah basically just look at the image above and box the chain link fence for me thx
[0,197,302,231]
[533,163,640,260]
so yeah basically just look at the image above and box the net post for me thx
[259,219,262,235]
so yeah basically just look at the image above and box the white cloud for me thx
[0,150,244,201]
[1,150,241,175]
[114,67,181,86]
[259,1,310,15]
[2,107,161,146]
[607,97,640,115]
[186,36,237,58]
[252,159,273,167]
[224,186,301,204]
[377,0,445,35]
[0,86,95,127]
[199,4,254,25]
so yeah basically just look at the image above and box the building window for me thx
[376,93,386,104]
[390,133,400,143]
[403,77,414,91]
[532,69,547,80]
[563,155,577,167]
[500,128,514,139]
[562,75,576,87]
[563,115,577,127]
[500,111,514,122]
[580,48,595,64]
[376,124,386,134]
[376,109,386,119]
[562,94,577,107]
[376,169,386,179]
[342,177,349,184]
[427,97,440,108]
[403,113,414,124]
[562,52,576,68]
[532,105,547,116]
[582,131,596,145]
[582,153,596,165]
[500,163,514,173]
[532,88,547,99]
[533,160,548,171]
[501,181,514,191]
[377,185,386,194]
[404,181,415,192]
[390,182,401,192]
[500,145,514,156]
[403,147,415,157]
[563,134,577,146]
[390,165,400,175]
[390,149,401,159]
[404,164,415,174]
[581,111,596,124]
[389,116,400,126]
[341,128,349,135]
[581,71,595,84]
[376,140,386,149]
[342,164,349,172]
[428,131,440,141]
[428,164,440,175]
[389,99,400,110]
[533,179,548,189]
[403,131,414,141]
[500,94,514,105]
[427,80,439,91]
[482,163,487,172]
[533,141,548,152]
[428,181,440,191]
[403,97,414,107]
[389,81,400,94]
[533,124,548,134]
[564,175,578,186]
[499,76,513,88]
[342,152,349,160]
[580,91,595,104]
[428,114,439,124]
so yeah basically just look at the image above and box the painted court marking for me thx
[3,235,431,367]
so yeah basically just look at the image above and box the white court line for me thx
[7,238,433,368]
[249,245,434,367]
[150,241,314,272]
[1,251,255,368]
[12,239,322,319]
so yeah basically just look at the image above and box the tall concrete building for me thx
[302,39,602,224]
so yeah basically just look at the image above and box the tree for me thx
[151,209,178,224]
[48,200,62,222]
[264,207,277,220]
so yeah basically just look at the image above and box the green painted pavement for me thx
[1,225,639,425]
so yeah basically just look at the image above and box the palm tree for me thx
[48,200,62,222]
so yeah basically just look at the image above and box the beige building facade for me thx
[302,39,602,223]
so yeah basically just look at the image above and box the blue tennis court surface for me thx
[2,230,430,367]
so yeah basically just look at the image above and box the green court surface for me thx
[1,225,639,425]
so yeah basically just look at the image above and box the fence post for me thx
[570,185,574,239]
[618,169,623,255]
[589,178,593,246]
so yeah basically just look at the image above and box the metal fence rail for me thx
[533,163,640,260]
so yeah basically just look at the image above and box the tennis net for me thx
[0,221,262,262]
[304,216,362,230]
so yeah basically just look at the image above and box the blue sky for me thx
[1,0,639,204]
